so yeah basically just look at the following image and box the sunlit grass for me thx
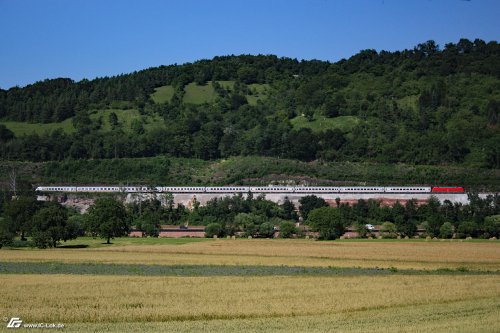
[150,85,174,103]
[0,118,75,135]
[290,115,361,133]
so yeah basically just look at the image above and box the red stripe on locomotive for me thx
[431,187,465,193]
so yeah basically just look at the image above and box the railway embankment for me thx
[40,191,496,213]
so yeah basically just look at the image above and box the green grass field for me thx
[89,108,165,133]
[184,82,219,104]
[150,85,175,103]
[0,109,165,137]
[0,238,498,332]
[0,118,76,135]
[291,115,361,133]
[150,81,269,105]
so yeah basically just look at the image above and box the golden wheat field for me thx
[1,239,499,270]
[0,239,499,332]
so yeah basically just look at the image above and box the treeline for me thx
[1,191,499,248]
[186,192,500,240]
[0,39,499,167]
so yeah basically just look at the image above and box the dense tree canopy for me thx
[86,197,130,244]
[0,39,499,168]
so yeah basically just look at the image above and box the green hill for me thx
[0,39,499,172]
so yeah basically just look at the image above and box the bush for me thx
[439,222,454,239]
[259,222,275,238]
[0,222,14,248]
[380,221,397,238]
[205,223,222,238]
[279,221,297,238]
[457,221,479,239]
[354,222,369,238]
[234,213,266,237]
[483,215,500,238]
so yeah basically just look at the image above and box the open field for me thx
[89,108,165,133]
[0,108,164,136]
[36,297,500,333]
[1,239,499,271]
[0,118,75,135]
[0,239,499,332]
[0,274,498,324]
[150,85,175,103]
[291,115,361,133]
[150,81,268,105]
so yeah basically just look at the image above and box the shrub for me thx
[457,221,479,239]
[483,215,500,238]
[380,221,397,238]
[354,222,369,238]
[439,222,454,239]
[0,221,14,248]
[259,222,275,238]
[205,223,222,238]
[279,221,297,238]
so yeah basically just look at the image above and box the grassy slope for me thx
[0,109,165,136]
[150,81,268,105]
[0,118,75,135]
[0,81,272,136]
[1,156,499,190]
[150,85,175,103]
[0,81,269,136]
[89,108,165,133]
[290,115,361,133]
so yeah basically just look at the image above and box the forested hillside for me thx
[0,38,499,168]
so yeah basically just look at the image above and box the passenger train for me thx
[35,185,465,194]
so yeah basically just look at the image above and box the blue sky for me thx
[0,0,499,89]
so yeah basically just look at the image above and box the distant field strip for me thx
[1,239,499,270]
[1,262,494,276]
[0,274,498,324]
